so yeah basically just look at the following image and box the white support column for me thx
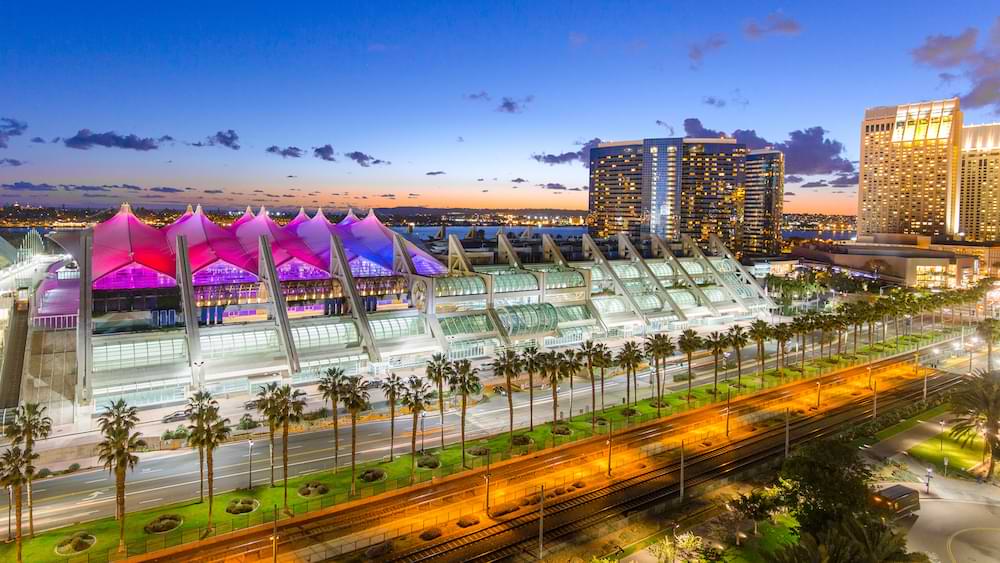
[497,232,523,269]
[174,236,204,388]
[682,235,751,313]
[708,234,775,309]
[582,234,648,324]
[448,234,474,273]
[329,234,382,362]
[391,233,417,276]
[541,234,568,267]
[258,236,301,374]
[651,235,720,315]
[617,233,687,322]
[76,229,93,408]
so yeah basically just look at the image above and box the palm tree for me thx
[595,343,613,412]
[791,316,810,373]
[425,353,452,451]
[748,320,771,386]
[678,329,703,405]
[950,369,1000,480]
[491,349,521,449]
[4,402,51,537]
[645,334,675,417]
[96,399,146,553]
[401,377,431,484]
[560,350,584,418]
[318,367,346,473]
[579,340,600,429]
[977,319,998,371]
[0,447,34,563]
[617,342,642,408]
[380,373,405,461]
[728,325,750,389]
[340,375,371,495]
[705,331,728,396]
[184,390,216,503]
[273,385,307,508]
[255,381,280,486]
[520,344,543,431]
[542,351,566,424]
[192,406,231,530]
[450,359,481,468]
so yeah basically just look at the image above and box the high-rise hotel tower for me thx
[588,137,781,254]
[958,123,1000,242]
[858,98,963,237]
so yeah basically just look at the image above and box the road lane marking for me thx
[85,478,106,484]
[140,498,164,505]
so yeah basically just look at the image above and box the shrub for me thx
[226,498,258,515]
[36,467,52,479]
[55,532,96,555]
[237,413,259,430]
[457,515,480,528]
[361,468,386,483]
[419,527,442,541]
[365,541,393,559]
[468,446,490,456]
[554,487,566,495]
[621,408,638,417]
[303,407,329,421]
[144,514,183,534]
[492,503,520,517]
[512,434,532,446]
[67,463,80,473]
[552,425,571,436]
[298,481,329,497]
[417,455,440,469]
[595,418,608,426]
[572,481,586,489]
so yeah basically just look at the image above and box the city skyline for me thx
[2,3,1000,215]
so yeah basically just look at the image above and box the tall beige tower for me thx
[959,123,1000,242]
[858,98,962,237]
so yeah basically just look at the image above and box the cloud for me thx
[538,183,567,190]
[683,118,854,175]
[785,175,804,184]
[158,135,175,143]
[497,96,534,114]
[287,175,298,178]
[702,96,727,108]
[655,120,675,135]
[118,184,142,191]
[456,136,465,143]
[193,129,240,150]
[568,32,588,48]
[313,144,336,161]
[408,193,420,198]
[464,91,491,102]
[828,172,859,187]
[425,170,446,176]
[482,189,489,193]
[531,137,602,166]
[266,145,303,158]
[62,184,110,192]
[744,12,802,39]
[30,137,45,144]
[477,178,485,182]
[345,151,389,167]
[64,129,160,151]
[511,177,527,183]
[784,191,797,196]
[150,186,185,193]
[800,181,828,188]
[687,35,726,69]
[2,181,57,192]
[568,187,585,191]
[0,117,28,149]
[911,19,1000,113]
[380,193,396,199]
[253,189,265,193]
[204,189,224,194]
[0,158,24,167]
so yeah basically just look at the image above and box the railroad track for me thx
[386,371,962,562]
[141,353,949,562]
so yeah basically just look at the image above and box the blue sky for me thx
[2,1,999,214]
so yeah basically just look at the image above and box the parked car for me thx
[492,385,508,396]
[161,411,188,424]
[871,485,920,520]
[243,399,258,411]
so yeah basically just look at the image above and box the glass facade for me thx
[495,303,559,336]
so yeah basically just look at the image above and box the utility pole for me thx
[271,504,279,563]
[484,448,491,516]
[784,408,790,458]
[873,380,878,420]
[538,484,545,560]
[679,440,685,502]
[606,422,613,478]
[725,388,732,436]
[816,380,821,409]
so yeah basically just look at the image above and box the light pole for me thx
[872,379,878,420]
[939,420,946,451]
[725,388,732,436]
[248,439,254,490]
[815,380,821,409]
[420,412,426,454]
[606,422,613,478]
[925,467,933,494]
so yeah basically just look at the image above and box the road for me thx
[905,499,1000,563]
[0,323,970,534]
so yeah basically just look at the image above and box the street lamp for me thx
[483,447,492,516]
[939,420,945,451]
[247,439,254,490]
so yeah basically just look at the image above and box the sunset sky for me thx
[2,2,999,215]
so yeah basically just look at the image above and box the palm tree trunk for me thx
[736,348,742,389]
[198,446,204,502]
[207,448,215,530]
[506,374,515,451]
[654,358,661,417]
[14,485,22,563]
[686,354,693,405]
[333,396,340,474]
[569,371,575,419]
[713,355,719,395]
[438,381,446,451]
[26,478,33,538]
[389,397,396,462]
[589,360,596,429]
[600,367,606,412]
[282,423,290,509]
[350,413,357,495]
[117,468,126,552]
[625,366,631,407]
[409,412,418,485]
[551,379,558,424]
[461,394,468,468]
[269,426,276,486]
[632,367,638,407]
[528,370,535,431]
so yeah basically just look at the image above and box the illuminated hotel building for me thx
[743,149,785,255]
[588,138,774,255]
[959,123,1000,242]
[858,98,962,237]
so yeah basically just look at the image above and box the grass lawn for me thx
[874,403,952,442]
[725,513,798,563]
[908,430,986,478]
[2,327,960,561]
